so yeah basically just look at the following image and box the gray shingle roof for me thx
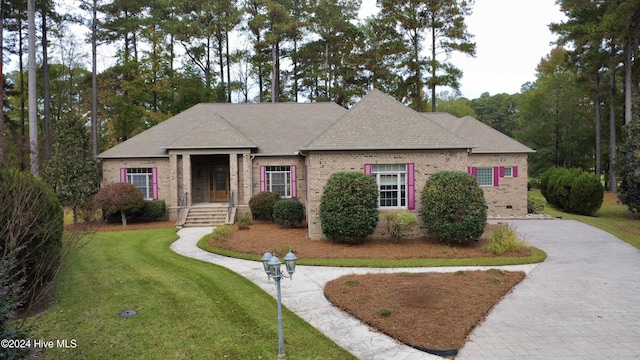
[302,89,474,151]
[98,102,347,158]
[428,114,535,154]
[98,89,533,159]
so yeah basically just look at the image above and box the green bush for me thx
[0,260,31,360]
[420,171,487,245]
[320,172,379,244]
[249,192,281,220]
[527,196,545,214]
[567,172,604,215]
[541,167,604,216]
[137,200,166,220]
[381,211,417,242]
[237,213,251,230]
[272,198,305,227]
[552,168,582,210]
[210,225,233,242]
[94,183,145,225]
[0,168,63,309]
[483,223,529,255]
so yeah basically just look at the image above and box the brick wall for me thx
[304,151,529,239]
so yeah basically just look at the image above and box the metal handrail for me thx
[227,191,235,223]
[177,192,188,225]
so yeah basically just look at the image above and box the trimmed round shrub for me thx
[249,192,281,220]
[567,172,603,215]
[273,198,305,227]
[94,183,144,226]
[0,168,63,308]
[320,172,379,244]
[420,171,487,245]
[552,168,581,210]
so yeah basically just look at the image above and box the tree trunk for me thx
[624,35,633,126]
[271,40,280,102]
[91,0,98,159]
[610,62,618,194]
[28,0,39,176]
[595,72,602,180]
[42,5,51,158]
[120,210,128,226]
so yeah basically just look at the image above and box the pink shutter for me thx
[291,165,297,198]
[364,163,372,175]
[493,167,500,186]
[152,167,158,200]
[120,168,126,183]
[260,166,266,192]
[467,166,471,174]
[472,167,477,177]
[305,165,309,202]
[407,163,415,210]
[513,166,519,177]
[499,166,505,177]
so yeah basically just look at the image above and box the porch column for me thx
[169,154,178,208]
[229,153,238,206]
[183,154,192,206]
[243,153,252,205]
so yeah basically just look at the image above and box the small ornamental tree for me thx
[320,172,379,244]
[420,171,487,245]
[616,113,640,213]
[94,183,144,226]
[41,113,100,225]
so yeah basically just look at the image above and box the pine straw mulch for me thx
[211,221,529,357]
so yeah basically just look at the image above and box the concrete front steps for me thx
[182,204,230,227]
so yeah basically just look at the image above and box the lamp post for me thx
[261,250,297,360]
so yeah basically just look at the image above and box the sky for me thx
[358,0,568,99]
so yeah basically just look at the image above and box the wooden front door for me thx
[209,167,229,202]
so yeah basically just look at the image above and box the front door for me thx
[209,167,229,202]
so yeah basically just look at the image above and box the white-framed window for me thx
[266,166,292,197]
[372,164,407,208]
[126,168,153,199]
[476,167,494,187]
[503,167,513,177]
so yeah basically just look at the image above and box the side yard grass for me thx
[529,189,640,249]
[32,228,355,360]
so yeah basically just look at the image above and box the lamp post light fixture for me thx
[261,250,297,359]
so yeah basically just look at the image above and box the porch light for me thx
[260,250,298,359]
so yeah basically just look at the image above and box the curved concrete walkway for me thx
[170,220,640,359]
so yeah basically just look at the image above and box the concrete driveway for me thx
[171,219,640,359]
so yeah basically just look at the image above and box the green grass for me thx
[33,228,355,360]
[197,235,547,267]
[529,189,640,249]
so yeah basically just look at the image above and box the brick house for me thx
[98,89,533,239]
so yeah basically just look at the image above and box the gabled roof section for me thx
[98,104,256,158]
[429,115,535,154]
[210,102,347,155]
[98,102,347,158]
[302,89,473,151]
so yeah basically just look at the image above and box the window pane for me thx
[477,168,493,186]
[504,167,513,177]
[266,166,291,197]
[126,168,152,199]
[372,165,407,208]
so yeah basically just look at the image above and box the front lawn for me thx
[32,228,355,360]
